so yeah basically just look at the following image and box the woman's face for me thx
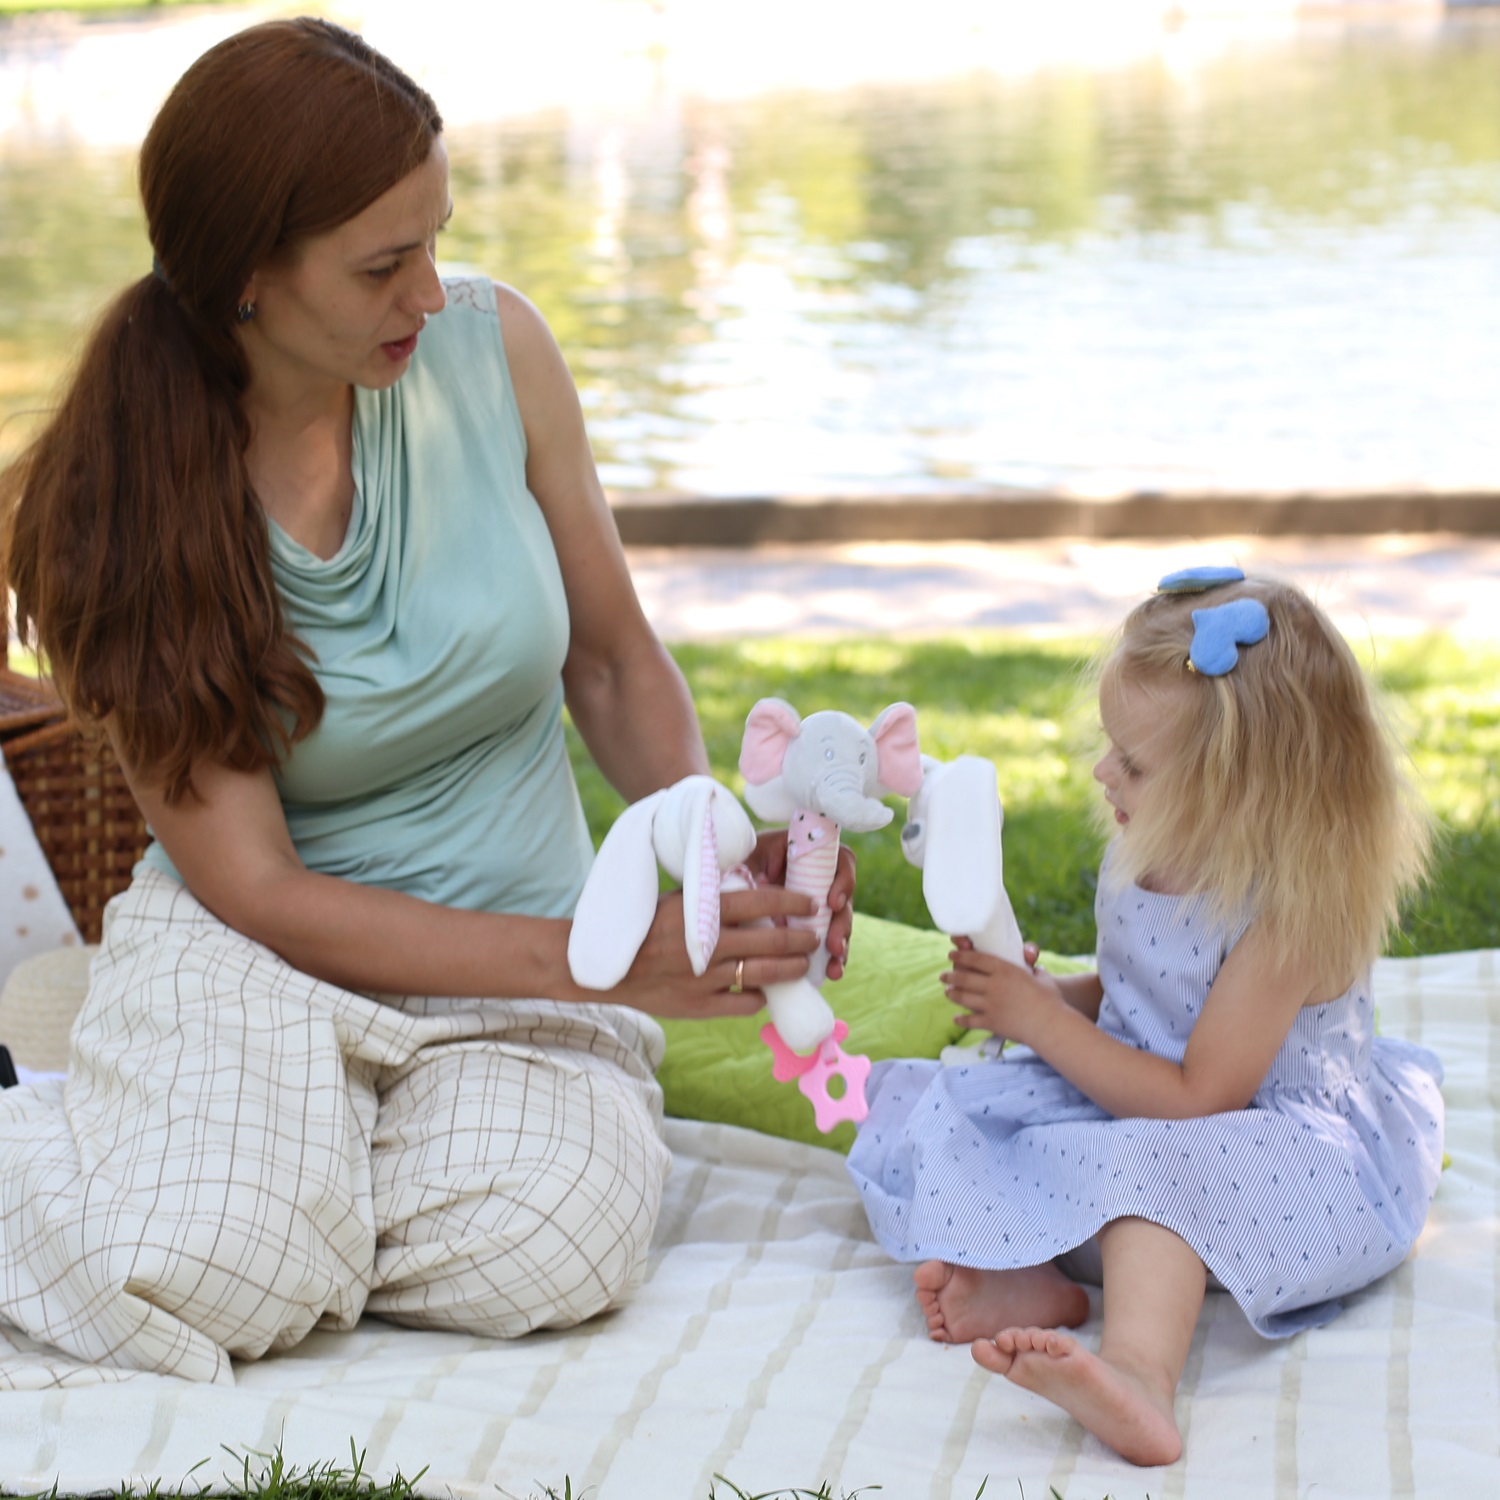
[240,139,452,403]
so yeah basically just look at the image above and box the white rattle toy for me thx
[739,698,923,1130]
[900,754,1026,967]
[901,754,1026,1064]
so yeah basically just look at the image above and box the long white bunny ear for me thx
[568,790,668,990]
[921,756,1003,939]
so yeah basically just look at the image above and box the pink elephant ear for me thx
[739,697,802,784]
[869,702,923,796]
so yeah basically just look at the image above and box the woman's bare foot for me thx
[912,1261,1089,1344]
[972,1327,1182,1467]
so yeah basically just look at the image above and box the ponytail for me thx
[3,271,323,801]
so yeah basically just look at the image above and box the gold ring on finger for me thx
[730,958,745,994]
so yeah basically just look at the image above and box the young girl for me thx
[846,568,1445,1467]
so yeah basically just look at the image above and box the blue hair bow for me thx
[1157,565,1244,594]
[1155,567,1269,675]
[1188,599,1270,675]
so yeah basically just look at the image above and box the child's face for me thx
[1093,672,1183,831]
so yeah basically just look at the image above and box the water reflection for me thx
[2,10,1498,493]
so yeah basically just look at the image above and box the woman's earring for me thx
[236,300,257,324]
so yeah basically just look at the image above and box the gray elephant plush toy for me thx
[738,697,923,1056]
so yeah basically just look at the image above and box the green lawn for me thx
[568,632,1500,958]
[10,626,1495,950]
[4,1444,1009,1500]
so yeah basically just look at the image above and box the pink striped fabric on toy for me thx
[697,812,720,968]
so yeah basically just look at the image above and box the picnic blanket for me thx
[0,948,1493,1497]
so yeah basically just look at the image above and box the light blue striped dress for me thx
[846,850,1446,1336]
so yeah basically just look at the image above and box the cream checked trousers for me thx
[0,870,670,1385]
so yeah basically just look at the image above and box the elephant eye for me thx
[859,752,867,765]
[824,748,835,761]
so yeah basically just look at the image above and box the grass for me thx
[18,626,1490,954]
[4,1445,429,1500]
[9,622,1494,952]
[6,1446,1131,1499]
[567,632,1500,957]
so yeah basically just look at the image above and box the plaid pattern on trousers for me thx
[0,870,670,1385]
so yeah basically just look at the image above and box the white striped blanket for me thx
[0,949,1493,1497]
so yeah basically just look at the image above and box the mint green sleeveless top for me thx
[141,277,595,918]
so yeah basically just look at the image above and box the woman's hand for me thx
[744,829,858,980]
[604,881,822,1020]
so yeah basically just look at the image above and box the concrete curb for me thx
[609,489,1500,547]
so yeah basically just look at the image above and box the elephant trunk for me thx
[812,776,893,833]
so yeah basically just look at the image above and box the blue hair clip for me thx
[1157,565,1244,594]
[1188,598,1270,675]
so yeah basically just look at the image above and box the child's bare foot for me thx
[972,1327,1182,1467]
[912,1261,1089,1344]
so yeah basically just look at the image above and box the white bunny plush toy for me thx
[566,768,868,1133]
[567,773,757,992]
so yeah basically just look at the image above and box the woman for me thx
[0,18,842,1384]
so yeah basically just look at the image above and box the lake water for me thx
[1,1,1497,496]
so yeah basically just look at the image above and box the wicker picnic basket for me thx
[0,656,147,944]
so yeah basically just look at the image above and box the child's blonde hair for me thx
[1096,575,1430,987]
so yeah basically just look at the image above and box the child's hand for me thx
[944,939,1064,1046]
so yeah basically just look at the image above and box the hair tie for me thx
[151,255,173,293]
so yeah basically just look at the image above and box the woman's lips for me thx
[382,331,419,361]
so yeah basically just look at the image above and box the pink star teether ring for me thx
[761,1020,871,1132]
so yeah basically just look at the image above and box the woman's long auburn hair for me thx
[1,18,442,802]
[1094,576,1431,987]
